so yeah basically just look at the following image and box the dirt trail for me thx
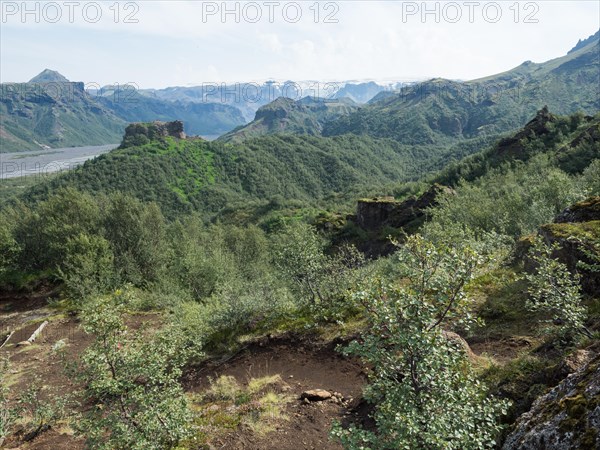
[185,337,367,449]
[1,291,368,450]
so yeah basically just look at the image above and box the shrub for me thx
[59,233,115,303]
[73,291,199,449]
[525,238,591,340]
[332,235,509,449]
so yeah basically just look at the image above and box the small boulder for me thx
[300,389,332,402]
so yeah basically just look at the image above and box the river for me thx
[0,144,118,179]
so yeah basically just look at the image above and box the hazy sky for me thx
[1,1,598,88]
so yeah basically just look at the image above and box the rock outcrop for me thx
[502,354,600,450]
[495,106,556,160]
[355,184,454,231]
[554,197,600,224]
[121,120,186,147]
[521,197,600,296]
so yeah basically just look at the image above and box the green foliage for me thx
[15,187,101,271]
[59,233,115,303]
[332,235,508,449]
[581,159,600,196]
[73,291,199,449]
[525,238,591,340]
[169,220,295,347]
[273,222,329,304]
[429,155,584,239]
[0,358,15,445]
[22,132,446,219]
[274,222,365,322]
[17,379,72,441]
[0,214,19,276]
[103,193,170,286]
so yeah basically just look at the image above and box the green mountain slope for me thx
[0,71,248,152]
[0,79,125,152]
[323,32,600,145]
[434,108,600,186]
[218,96,359,143]
[24,121,444,218]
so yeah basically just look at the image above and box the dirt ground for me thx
[1,292,368,450]
[1,290,534,450]
[184,336,367,450]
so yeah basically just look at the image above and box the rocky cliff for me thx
[121,120,186,147]
[502,354,600,450]
[355,184,455,231]
[519,197,600,296]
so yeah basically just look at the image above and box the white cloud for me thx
[1,1,598,86]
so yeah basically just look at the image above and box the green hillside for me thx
[0,71,248,152]
[0,80,125,152]
[24,122,422,218]
[323,33,599,145]
[435,108,600,186]
[218,96,359,143]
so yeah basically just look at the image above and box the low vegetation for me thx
[0,109,599,449]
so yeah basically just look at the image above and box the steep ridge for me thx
[218,96,359,143]
[323,32,600,145]
[0,72,125,152]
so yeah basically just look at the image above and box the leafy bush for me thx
[332,235,508,449]
[59,233,115,303]
[525,238,591,340]
[430,155,583,239]
[73,291,199,449]
[580,159,600,196]
[273,222,366,322]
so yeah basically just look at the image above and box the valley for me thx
[0,144,118,179]
[0,12,599,450]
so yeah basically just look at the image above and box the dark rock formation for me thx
[121,120,186,147]
[502,354,600,450]
[355,184,455,231]
[520,197,600,296]
[554,197,600,223]
[495,106,556,160]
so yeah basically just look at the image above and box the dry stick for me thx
[0,331,14,349]
[27,321,48,344]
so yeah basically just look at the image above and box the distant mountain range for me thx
[0,71,247,152]
[1,31,598,153]
[0,74,125,152]
[323,30,599,145]
[207,31,600,148]
[0,73,405,152]
[139,80,409,121]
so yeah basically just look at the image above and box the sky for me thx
[1,1,599,88]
